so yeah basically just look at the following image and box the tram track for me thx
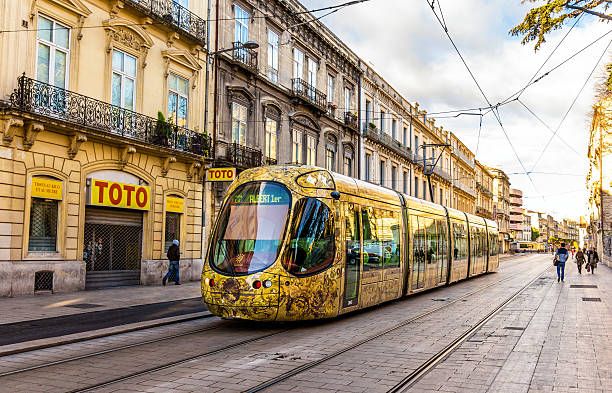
[242,260,550,393]
[0,256,538,393]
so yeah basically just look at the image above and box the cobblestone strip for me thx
[407,262,612,393]
[93,258,548,393]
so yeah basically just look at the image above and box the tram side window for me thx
[437,219,448,281]
[283,198,335,276]
[452,222,468,260]
[489,233,498,256]
[385,211,401,268]
[362,207,383,270]
[411,214,426,289]
[424,217,437,264]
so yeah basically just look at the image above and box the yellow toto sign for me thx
[32,178,63,200]
[90,179,150,210]
[207,167,236,181]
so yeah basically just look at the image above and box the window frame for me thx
[167,72,189,127]
[35,14,71,89]
[234,4,249,44]
[267,28,279,83]
[111,49,137,110]
[231,101,248,145]
[264,117,278,160]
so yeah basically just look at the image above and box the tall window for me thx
[380,110,385,132]
[234,5,249,44]
[326,148,335,171]
[440,188,444,205]
[380,160,385,186]
[414,176,418,198]
[403,127,408,146]
[292,129,303,163]
[231,102,247,145]
[403,171,408,194]
[344,87,351,112]
[306,135,316,166]
[344,156,352,177]
[267,29,279,82]
[365,153,371,182]
[29,197,58,252]
[327,75,335,103]
[293,49,304,79]
[164,212,180,253]
[365,100,372,125]
[111,49,136,110]
[392,119,397,140]
[264,118,277,160]
[414,135,419,152]
[423,180,427,200]
[391,165,397,190]
[168,73,188,127]
[36,15,70,88]
[307,58,317,99]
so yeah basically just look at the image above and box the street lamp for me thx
[416,142,451,203]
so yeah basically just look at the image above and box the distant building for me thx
[488,167,511,252]
[508,188,523,241]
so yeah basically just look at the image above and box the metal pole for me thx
[427,173,434,203]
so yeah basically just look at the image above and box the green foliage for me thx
[510,1,611,51]
[531,227,540,241]
[154,111,172,145]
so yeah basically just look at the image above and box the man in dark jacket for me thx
[163,239,181,285]
[554,243,569,282]
[587,247,599,274]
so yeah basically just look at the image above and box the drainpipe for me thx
[357,60,362,179]
[201,0,213,252]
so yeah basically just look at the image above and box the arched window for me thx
[343,144,354,177]
[325,134,337,172]
[29,176,63,252]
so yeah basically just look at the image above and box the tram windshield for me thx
[210,182,291,275]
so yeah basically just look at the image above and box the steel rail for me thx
[242,258,546,393]
[387,264,551,393]
[0,314,218,377]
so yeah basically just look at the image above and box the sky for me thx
[300,0,611,221]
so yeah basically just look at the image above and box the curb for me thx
[0,311,212,357]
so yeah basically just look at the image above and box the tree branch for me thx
[565,3,612,20]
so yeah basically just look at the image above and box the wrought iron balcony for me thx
[231,42,258,73]
[123,0,206,44]
[8,75,210,157]
[364,126,413,163]
[291,78,327,111]
[215,140,262,168]
[344,111,358,130]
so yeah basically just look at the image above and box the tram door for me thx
[410,215,425,290]
[342,203,361,308]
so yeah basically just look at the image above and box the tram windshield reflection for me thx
[210,182,291,275]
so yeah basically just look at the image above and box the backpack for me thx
[557,248,568,263]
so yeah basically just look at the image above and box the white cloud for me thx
[302,0,610,219]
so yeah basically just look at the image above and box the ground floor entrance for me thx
[84,207,143,289]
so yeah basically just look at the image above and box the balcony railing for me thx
[453,180,476,198]
[431,165,452,183]
[124,0,206,44]
[291,78,327,111]
[453,148,475,168]
[364,127,413,163]
[215,141,262,168]
[232,42,258,73]
[344,112,358,130]
[8,75,210,157]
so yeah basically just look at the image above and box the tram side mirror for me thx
[330,191,340,200]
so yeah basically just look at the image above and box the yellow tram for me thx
[201,166,499,321]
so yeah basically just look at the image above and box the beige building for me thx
[509,188,523,241]
[475,160,494,219]
[587,95,612,265]
[0,0,210,295]
[450,133,476,214]
[488,167,510,252]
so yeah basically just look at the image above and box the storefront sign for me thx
[90,179,150,210]
[166,196,184,213]
[31,178,63,200]
[207,167,236,182]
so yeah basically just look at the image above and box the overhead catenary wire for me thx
[529,38,612,173]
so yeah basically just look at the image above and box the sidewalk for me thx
[410,259,612,393]
[0,281,202,325]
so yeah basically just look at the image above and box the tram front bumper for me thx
[202,273,280,321]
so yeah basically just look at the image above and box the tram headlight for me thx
[209,278,215,287]
[263,280,273,288]
[253,280,262,289]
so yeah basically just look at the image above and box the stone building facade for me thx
[209,0,361,214]
[488,167,511,252]
[587,95,612,265]
[509,188,523,241]
[0,0,210,295]
[449,133,476,214]
[475,160,494,219]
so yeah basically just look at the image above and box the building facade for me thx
[450,133,476,214]
[0,0,210,295]
[488,167,510,252]
[508,188,523,241]
[587,95,612,266]
[474,160,494,219]
[522,211,532,242]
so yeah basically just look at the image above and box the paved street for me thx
[1,254,608,393]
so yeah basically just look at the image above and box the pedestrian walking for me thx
[163,239,181,285]
[587,247,599,275]
[554,242,569,282]
[575,248,586,274]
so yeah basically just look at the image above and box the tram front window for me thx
[282,197,335,276]
[210,182,291,275]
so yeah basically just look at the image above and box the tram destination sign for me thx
[89,179,150,211]
[207,167,236,182]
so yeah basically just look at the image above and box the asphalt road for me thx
[0,297,207,346]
